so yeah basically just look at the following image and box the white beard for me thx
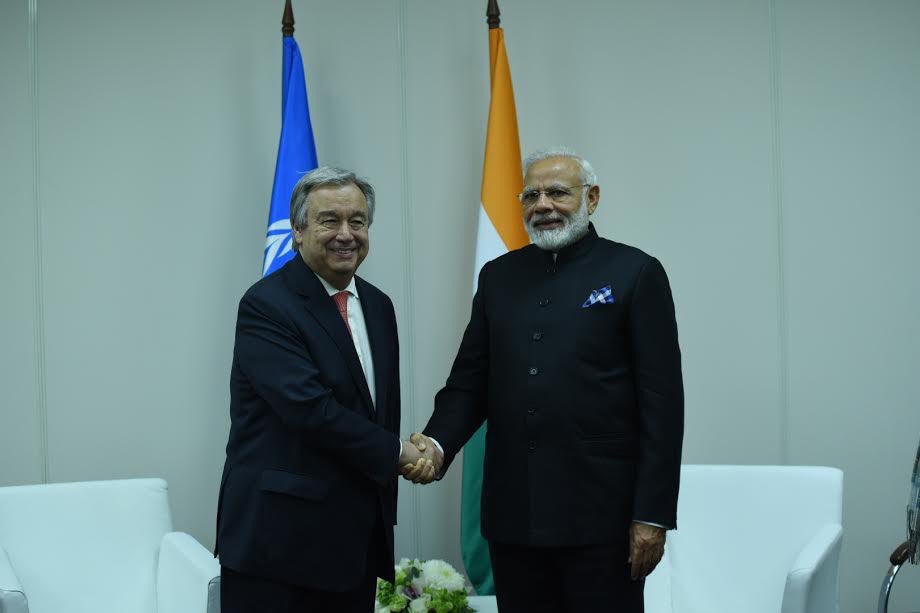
[525,197,591,251]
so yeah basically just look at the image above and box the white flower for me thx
[410,576,427,594]
[408,593,431,613]
[421,559,467,592]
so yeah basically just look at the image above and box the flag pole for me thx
[486,0,501,29]
[282,0,295,37]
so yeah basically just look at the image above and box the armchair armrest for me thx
[156,532,220,613]
[781,523,843,613]
[0,545,29,613]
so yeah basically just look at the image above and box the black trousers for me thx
[220,521,386,613]
[489,540,645,613]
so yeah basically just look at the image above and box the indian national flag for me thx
[460,23,529,595]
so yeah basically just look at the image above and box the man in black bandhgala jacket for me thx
[418,148,684,613]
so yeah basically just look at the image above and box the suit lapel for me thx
[285,258,375,418]
[358,277,390,426]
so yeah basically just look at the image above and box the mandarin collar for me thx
[539,222,599,265]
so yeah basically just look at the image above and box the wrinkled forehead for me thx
[523,157,582,188]
[307,183,369,217]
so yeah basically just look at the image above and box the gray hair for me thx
[289,166,376,229]
[523,147,597,186]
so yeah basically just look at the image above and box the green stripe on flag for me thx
[460,425,494,594]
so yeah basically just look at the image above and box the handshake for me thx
[397,433,444,485]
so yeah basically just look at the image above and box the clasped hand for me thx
[398,433,443,484]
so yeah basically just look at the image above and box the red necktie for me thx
[332,291,352,336]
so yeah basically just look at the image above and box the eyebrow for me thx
[523,182,571,190]
[314,209,367,218]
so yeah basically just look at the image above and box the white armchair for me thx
[645,465,843,613]
[0,478,220,613]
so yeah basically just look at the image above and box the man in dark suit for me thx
[417,148,684,612]
[215,167,434,612]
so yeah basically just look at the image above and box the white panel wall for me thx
[1,1,918,610]
[33,0,275,547]
[777,1,920,610]
[0,0,45,486]
[402,0,486,567]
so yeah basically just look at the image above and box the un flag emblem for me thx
[263,219,295,276]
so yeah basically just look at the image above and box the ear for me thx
[586,185,600,215]
[291,224,304,252]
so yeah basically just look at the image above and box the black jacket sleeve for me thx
[423,264,492,474]
[629,257,684,527]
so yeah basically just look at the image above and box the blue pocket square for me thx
[582,285,614,308]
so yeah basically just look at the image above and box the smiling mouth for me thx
[331,247,356,258]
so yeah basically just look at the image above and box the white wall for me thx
[778,3,920,611]
[1,1,918,610]
[1,0,44,488]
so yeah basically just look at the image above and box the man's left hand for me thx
[628,522,665,580]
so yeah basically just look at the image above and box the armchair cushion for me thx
[781,523,843,613]
[0,545,28,613]
[156,532,221,613]
[645,465,843,613]
[0,479,172,613]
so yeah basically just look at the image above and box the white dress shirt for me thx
[314,272,412,466]
[313,272,376,407]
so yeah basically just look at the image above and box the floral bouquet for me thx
[375,558,474,613]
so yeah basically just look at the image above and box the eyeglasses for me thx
[518,184,591,207]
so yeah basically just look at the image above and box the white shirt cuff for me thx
[633,520,670,529]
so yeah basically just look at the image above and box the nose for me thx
[335,221,354,242]
[533,192,555,214]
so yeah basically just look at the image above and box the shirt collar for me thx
[313,272,359,300]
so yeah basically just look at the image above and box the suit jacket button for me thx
[538,298,550,307]
[529,367,538,376]
[528,440,536,451]
[532,331,543,341]
[527,407,535,415]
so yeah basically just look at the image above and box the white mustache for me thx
[531,214,565,226]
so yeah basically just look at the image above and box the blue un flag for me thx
[262,35,318,277]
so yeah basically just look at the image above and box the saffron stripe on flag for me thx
[461,23,528,596]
